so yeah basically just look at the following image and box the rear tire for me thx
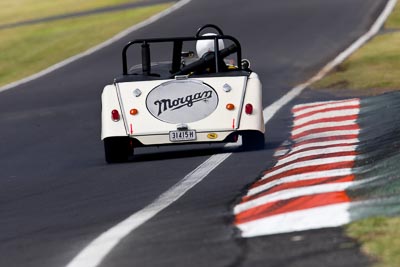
[104,137,133,163]
[241,131,265,151]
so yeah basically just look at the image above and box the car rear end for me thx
[101,73,264,148]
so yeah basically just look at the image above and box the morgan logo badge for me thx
[146,80,218,123]
[154,90,213,116]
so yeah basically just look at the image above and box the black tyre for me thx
[104,137,133,163]
[241,131,265,150]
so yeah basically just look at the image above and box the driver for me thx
[195,33,228,73]
[196,33,225,58]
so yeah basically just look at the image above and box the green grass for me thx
[313,2,400,91]
[386,2,400,29]
[313,32,400,90]
[0,3,172,87]
[347,217,400,267]
[0,0,137,25]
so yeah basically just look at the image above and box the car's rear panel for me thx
[115,76,248,145]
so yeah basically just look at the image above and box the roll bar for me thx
[121,24,242,76]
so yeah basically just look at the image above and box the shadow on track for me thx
[123,140,282,163]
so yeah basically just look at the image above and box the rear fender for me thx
[238,72,265,132]
[101,85,128,140]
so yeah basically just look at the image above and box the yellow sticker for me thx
[207,133,218,139]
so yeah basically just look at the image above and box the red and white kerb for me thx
[234,99,361,237]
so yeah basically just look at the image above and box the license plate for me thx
[169,130,197,142]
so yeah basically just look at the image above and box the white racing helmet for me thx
[196,33,225,58]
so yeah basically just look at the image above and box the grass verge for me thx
[0,0,137,25]
[313,2,400,91]
[347,217,400,267]
[386,2,400,28]
[0,3,173,88]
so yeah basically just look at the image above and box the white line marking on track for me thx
[294,109,360,126]
[275,145,357,166]
[293,129,360,143]
[248,168,354,196]
[293,99,358,110]
[262,156,356,179]
[65,0,397,264]
[292,120,358,136]
[293,99,360,117]
[293,100,360,117]
[234,181,356,214]
[291,138,360,153]
[237,202,352,237]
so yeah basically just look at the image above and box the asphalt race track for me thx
[0,0,388,266]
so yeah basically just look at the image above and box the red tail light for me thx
[111,109,120,121]
[245,104,253,114]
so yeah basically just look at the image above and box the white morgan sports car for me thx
[101,25,265,163]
